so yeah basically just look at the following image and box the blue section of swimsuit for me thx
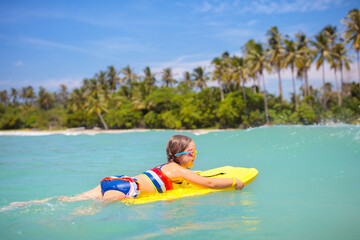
[100,175,131,196]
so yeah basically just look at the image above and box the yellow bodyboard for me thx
[124,166,259,205]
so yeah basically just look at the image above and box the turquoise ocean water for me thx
[0,125,359,239]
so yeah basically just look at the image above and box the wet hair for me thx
[166,135,193,164]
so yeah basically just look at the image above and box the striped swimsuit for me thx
[142,163,174,193]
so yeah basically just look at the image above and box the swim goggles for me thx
[174,149,197,157]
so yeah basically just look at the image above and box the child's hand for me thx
[235,178,244,190]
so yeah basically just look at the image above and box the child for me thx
[7,135,244,208]
[62,134,244,202]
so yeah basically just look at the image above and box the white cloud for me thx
[0,76,83,92]
[202,1,212,12]
[40,76,83,91]
[86,37,155,53]
[214,3,227,13]
[147,54,214,79]
[194,0,343,15]
[13,61,23,67]
[0,8,66,24]
[242,0,343,14]
[19,36,118,61]
[195,1,228,13]
[247,19,259,26]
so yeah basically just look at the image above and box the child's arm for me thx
[170,165,244,190]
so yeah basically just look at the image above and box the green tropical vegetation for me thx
[0,9,359,130]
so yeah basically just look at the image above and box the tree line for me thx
[0,9,359,130]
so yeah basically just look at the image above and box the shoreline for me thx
[0,123,358,136]
[0,127,239,136]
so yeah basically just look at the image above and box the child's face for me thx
[179,140,196,168]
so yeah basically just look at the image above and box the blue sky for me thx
[0,0,359,97]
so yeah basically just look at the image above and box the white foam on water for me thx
[0,131,99,136]
[0,201,24,212]
[353,130,360,141]
[0,129,151,136]
[62,132,97,136]
[0,131,54,136]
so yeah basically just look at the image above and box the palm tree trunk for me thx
[302,78,307,97]
[242,79,247,103]
[322,63,326,109]
[305,70,310,97]
[262,74,269,124]
[357,50,360,87]
[291,67,298,109]
[242,78,247,112]
[257,77,261,94]
[253,79,257,93]
[277,66,283,103]
[97,112,109,130]
[334,69,342,106]
[340,64,344,98]
[218,76,224,101]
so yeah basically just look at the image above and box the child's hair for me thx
[166,135,193,164]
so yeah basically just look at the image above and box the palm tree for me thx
[95,71,107,90]
[330,42,352,106]
[120,65,137,86]
[82,78,90,90]
[323,25,338,46]
[128,67,156,109]
[20,87,27,103]
[267,26,285,102]
[295,32,315,98]
[231,56,248,104]
[106,65,118,91]
[211,57,225,101]
[138,66,156,99]
[86,89,109,130]
[87,78,99,97]
[10,88,18,105]
[211,52,230,101]
[342,8,360,85]
[37,87,54,110]
[58,84,68,107]
[0,90,8,105]
[283,38,299,108]
[183,71,193,87]
[245,41,271,124]
[323,26,339,98]
[335,41,353,90]
[26,86,36,105]
[192,66,209,90]
[69,87,86,112]
[143,66,156,87]
[161,67,177,87]
[329,44,342,106]
[312,29,332,108]
[220,52,233,92]
[243,40,262,93]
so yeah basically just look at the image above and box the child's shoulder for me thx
[160,162,185,173]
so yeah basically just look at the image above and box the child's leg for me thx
[1,185,102,212]
[102,190,126,200]
[59,185,102,202]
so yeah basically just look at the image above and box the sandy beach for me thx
[0,128,238,136]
